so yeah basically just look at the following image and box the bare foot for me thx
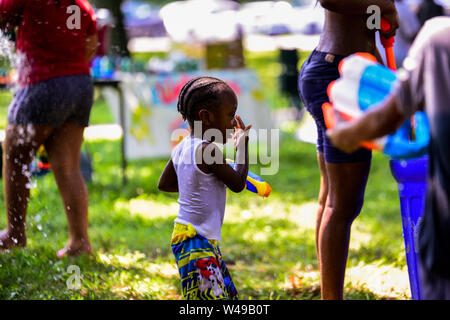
[57,242,93,258]
[0,230,26,250]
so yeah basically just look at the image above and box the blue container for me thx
[390,156,428,300]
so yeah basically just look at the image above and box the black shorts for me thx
[8,74,94,128]
[298,50,372,163]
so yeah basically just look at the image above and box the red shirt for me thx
[0,0,97,86]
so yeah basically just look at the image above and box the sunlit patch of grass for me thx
[94,251,180,299]
[114,197,178,220]
[345,262,410,299]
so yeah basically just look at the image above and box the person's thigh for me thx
[325,160,371,217]
[44,122,85,168]
[3,124,54,161]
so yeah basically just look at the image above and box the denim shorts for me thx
[298,50,372,163]
[8,74,94,128]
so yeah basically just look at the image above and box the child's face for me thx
[214,90,238,143]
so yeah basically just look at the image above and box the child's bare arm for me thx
[158,159,178,193]
[207,142,248,193]
[208,115,251,193]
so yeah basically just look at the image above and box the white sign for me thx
[102,69,273,159]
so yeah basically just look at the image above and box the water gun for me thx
[322,19,430,160]
[226,159,272,198]
[322,53,429,159]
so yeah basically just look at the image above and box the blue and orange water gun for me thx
[226,159,272,198]
[322,53,429,159]
[322,20,430,160]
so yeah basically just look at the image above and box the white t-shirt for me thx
[172,136,227,241]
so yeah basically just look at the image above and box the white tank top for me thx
[172,136,226,241]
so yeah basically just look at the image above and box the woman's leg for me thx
[44,122,92,257]
[317,160,371,300]
[315,152,328,258]
[0,124,54,249]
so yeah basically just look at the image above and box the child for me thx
[158,76,252,300]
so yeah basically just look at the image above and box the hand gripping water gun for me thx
[226,159,272,198]
[322,53,429,159]
[322,19,430,159]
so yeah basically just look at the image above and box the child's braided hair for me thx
[177,76,235,125]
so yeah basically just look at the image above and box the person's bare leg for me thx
[318,160,371,300]
[315,152,328,258]
[44,122,92,257]
[0,124,54,249]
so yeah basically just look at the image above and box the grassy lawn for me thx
[0,51,411,300]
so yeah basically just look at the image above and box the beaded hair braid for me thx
[177,76,234,125]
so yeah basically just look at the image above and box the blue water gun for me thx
[322,53,429,160]
[226,159,272,198]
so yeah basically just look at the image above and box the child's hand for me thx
[232,115,252,150]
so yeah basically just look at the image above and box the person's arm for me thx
[82,0,98,62]
[85,33,98,62]
[0,0,26,31]
[326,95,406,153]
[205,142,248,193]
[158,159,179,193]
[208,115,252,193]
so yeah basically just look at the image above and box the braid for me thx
[177,76,230,125]
[177,77,202,121]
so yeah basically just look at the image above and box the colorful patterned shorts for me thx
[171,223,238,300]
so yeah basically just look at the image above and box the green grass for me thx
[0,51,411,300]
[0,134,409,300]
